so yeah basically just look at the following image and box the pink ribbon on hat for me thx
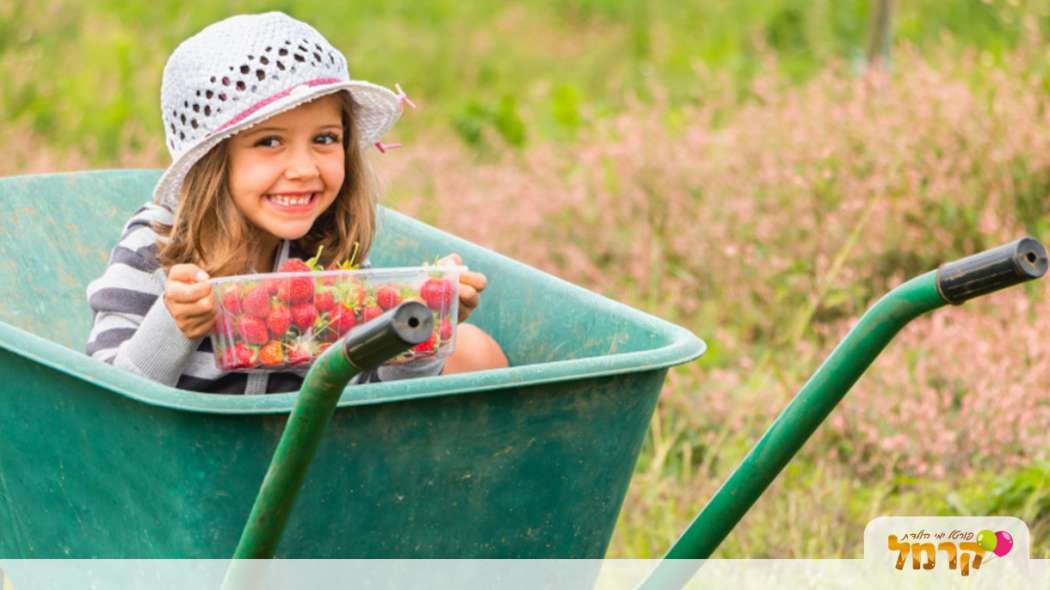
[395,83,417,112]
[215,77,342,133]
[374,83,415,154]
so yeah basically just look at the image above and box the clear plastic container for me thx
[209,266,464,372]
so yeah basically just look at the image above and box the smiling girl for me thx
[85,12,507,394]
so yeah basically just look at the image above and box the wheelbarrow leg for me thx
[222,301,433,590]
[636,238,1047,590]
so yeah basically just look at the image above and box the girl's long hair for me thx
[153,91,377,276]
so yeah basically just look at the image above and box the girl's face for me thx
[227,93,346,242]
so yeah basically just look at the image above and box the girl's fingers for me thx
[168,280,213,303]
[438,253,464,267]
[460,271,487,292]
[168,298,215,322]
[169,263,209,283]
[459,284,479,310]
[181,317,215,339]
[166,263,212,303]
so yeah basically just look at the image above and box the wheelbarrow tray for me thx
[0,170,704,558]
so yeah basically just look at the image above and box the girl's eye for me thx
[254,136,281,148]
[316,132,340,145]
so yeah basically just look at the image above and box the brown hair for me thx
[153,91,378,276]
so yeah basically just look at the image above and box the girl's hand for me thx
[438,254,486,323]
[164,263,217,339]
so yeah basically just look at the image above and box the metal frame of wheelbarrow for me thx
[224,237,1047,590]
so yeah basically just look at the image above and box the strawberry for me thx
[287,342,314,366]
[234,343,255,364]
[238,315,269,345]
[267,303,292,337]
[331,303,358,336]
[221,289,243,314]
[376,285,401,310]
[275,257,316,304]
[221,343,255,369]
[242,285,272,318]
[279,258,312,273]
[214,310,238,335]
[420,278,457,312]
[362,304,383,323]
[439,319,453,341]
[291,303,319,331]
[413,334,436,354]
[258,340,285,366]
[277,276,314,305]
[314,289,336,313]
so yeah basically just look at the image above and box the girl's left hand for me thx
[437,253,486,323]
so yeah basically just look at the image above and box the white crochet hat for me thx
[153,12,404,210]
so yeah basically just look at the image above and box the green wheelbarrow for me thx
[0,171,1046,581]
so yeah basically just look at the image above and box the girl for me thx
[85,12,508,394]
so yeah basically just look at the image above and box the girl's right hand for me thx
[164,263,217,339]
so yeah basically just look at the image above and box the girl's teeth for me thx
[270,193,313,206]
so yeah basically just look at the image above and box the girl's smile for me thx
[227,93,346,245]
[265,191,322,214]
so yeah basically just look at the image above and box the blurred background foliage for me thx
[2,0,1049,159]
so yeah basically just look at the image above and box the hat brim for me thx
[152,80,401,210]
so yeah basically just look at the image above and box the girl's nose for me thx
[283,146,320,180]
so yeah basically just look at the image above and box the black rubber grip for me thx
[936,237,1048,304]
[343,301,433,369]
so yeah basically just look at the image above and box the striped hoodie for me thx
[85,202,444,394]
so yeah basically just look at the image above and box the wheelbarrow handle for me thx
[937,237,1048,304]
[230,301,433,559]
[636,236,1047,590]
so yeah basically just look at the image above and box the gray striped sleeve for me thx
[85,203,202,385]
[376,356,446,381]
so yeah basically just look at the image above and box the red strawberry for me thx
[420,278,457,311]
[267,303,292,337]
[221,289,243,314]
[258,340,285,366]
[314,289,336,313]
[276,258,316,303]
[263,279,280,294]
[221,343,255,369]
[214,310,238,335]
[291,303,319,330]
[362,304,383,323]
[242,285,272,318]
[376,286,401,310]
[287,342,314,366]
[238,315,269,345]
[413,334,436,354]
[277,276,314,304]
[279,258,311,273]
[332,303,358,336]
[439,320,453,341]
[291,278,315,303]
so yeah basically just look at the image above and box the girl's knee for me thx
[443,324,508,375]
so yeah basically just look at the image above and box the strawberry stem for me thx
[307,245,325,271]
